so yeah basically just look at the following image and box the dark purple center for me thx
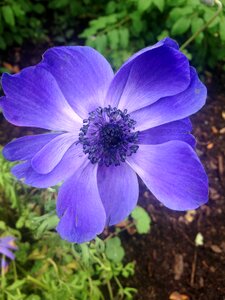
[78,106,139,167]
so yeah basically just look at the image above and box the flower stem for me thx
[12,260,22,297]
[1,256,7,300]
[180,0,223,51]
[106,280,114,300]
[26,275,49,290]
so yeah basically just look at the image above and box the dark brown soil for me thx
[0,46,225,300]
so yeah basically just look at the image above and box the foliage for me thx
[131,206,151,234]
[0,0,225,70]
[79,0,225,70]
[0,0,46,50]
[0,149,152,299]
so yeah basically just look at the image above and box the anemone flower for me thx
[0,236,18,274]
[0,38,208,243]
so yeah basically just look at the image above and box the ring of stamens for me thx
[78,106,139,167]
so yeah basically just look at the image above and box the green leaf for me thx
[131,206,151,234]
[131,12,144,34]
[90,17,107,30]
[204,10,219,28]
[219,16,225,41]
[26,295,41,300]
[153,0,164,12]
[106,1,116,14]
[95,34,107,52]
[122,262,135,278]
[79,27,98,38]
[34,4,45,14]
[2,6,15,27]
[171,17,191,35]
[7,279,26,291]
[191,17,204,34]
[49,0,69,8]
[169,8,183,22]
[108,29,119,50]
[169,7,193,23]
[137,0,152,12]
[36,214,59,237]
[0,36,6,50]
[167,0,186,5]
[105,237,125,263]
[191,17,204,44]
[12,3,25,17]
[0,221,6,230]
[119,28,129,48]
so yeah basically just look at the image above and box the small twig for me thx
[190,248,198,286]
[180,0,223,50]
[104,222,135,241]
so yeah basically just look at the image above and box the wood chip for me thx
[222,111,225,120]
[207,143,214,149]
[199,277,204,288]
[211,245,222,253]
[209,187,220,200]
[184,210,196,223]
[174,254,184,280]
[211,126,218,134]
[169,291,190,300]
[218,155,224,176]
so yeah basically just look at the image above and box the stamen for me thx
[78,106,139,166]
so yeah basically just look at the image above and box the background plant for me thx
[0,0,225,70]
[80,0,225,69]
[0,149,151,300]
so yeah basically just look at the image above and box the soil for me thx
[0,45,225,300]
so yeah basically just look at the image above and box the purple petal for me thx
[1,66,82,131]
[3,133,60,162]
[41,46,114,119]
[127,141,208,210]
[123,37,179,66]
[11,144,86,188]
[106,39,190,111]
[0,237,17,250]
[31,133,77,174]
[138,118,196,148]
[131,67,207,131]
[56,163,106,243]
[97,163,139,225]
[0,246,15,260]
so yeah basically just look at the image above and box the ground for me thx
[0,45,225,300]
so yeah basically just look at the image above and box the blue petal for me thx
[127,141,208,210]
[3,133,60,161]
[131,67,207,131]
[41,46,114,119]
[106,38,190,111]
[11,143,86,188]
[1,67,82,131]
[97,163,139,225]
[138,118,196,148]
[56,163,106,243]
[0,246,15,260]
[31,133,77,174]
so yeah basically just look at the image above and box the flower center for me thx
[78,106,139,167]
